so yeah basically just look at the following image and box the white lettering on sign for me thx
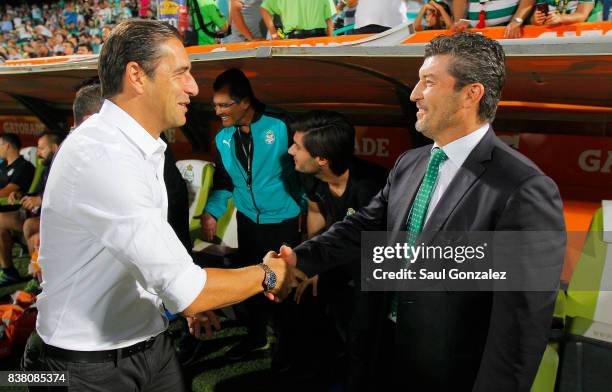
[2,122,45,135]
[355,138,390,158]
[578,149,612,173]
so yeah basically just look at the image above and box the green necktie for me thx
[390,147,448,320]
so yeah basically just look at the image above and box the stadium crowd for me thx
[0,0,608,61]
[0,0,151,60]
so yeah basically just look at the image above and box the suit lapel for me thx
[422,128,495,235]
[391,149,430,232]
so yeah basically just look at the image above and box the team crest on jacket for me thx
[181,164,195,183]
[265,130,275,145]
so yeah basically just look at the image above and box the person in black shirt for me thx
[287,110,387,388]
[0,132,61,287]
[0,133,34,197]
[0,133,35,286]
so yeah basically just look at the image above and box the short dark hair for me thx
[98,20,182,98]
[77,43,93,53]
[73,84,104,126]
[39,131,66,146]
[291,110,355,176]
[0,133,21,150]
[435,1,452,16]
[424,32,506,123]
[213,68,255,103]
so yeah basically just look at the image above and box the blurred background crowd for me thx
[1,0,610,61]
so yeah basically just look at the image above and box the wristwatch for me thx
[257,263,277,292]
[513,16,524,24]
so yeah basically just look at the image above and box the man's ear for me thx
[124,61,146,95]
[316,157,329,168]
[464,82,485,111]
[239,96,250,110]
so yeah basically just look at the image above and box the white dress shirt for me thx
[424,124,490,224]
[36,100,206,350]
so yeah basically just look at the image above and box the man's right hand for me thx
[262,250,297,302]
[201,212,217,241]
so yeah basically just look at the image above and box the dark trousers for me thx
[234,211,301,343]
[21,331,186,392]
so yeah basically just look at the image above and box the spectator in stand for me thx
[63,40,75,55]
[222,0,266,43]
[191,0,229,45]
[139,0,151,18]
[337,0,358,29]
[31,4,43,25]
[97,0,113,26]
[1,15,14,33]
[451,0,536,39]
[260,0,336,39]
[414,0,452,30]
[77,42,94,54]
[63,2,78,29]
[352,0,407,34]
[0,0,138,59]
[33,38,51,57]
[531,0,603,25]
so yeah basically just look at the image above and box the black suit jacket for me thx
[295,128,566,391]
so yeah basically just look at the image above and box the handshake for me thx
[260,245,307,303]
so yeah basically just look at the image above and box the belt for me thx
[42,333,161,363]
[286,28,326,38]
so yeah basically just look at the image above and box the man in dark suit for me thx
[273,32,566,391]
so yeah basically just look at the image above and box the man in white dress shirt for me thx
[22,19,293,391]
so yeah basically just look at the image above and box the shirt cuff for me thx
[295,244,320,278]
[162,264,207,314]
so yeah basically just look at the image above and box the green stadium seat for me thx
[530,291,566,392]
[531,343,561,392]
[192,197,238,259]
[175,159,215,241]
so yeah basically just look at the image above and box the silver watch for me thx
[257,263,277,292]
[513,16,524,24]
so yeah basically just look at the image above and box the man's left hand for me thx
[187,311,221,339]
[22,196,42,211]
